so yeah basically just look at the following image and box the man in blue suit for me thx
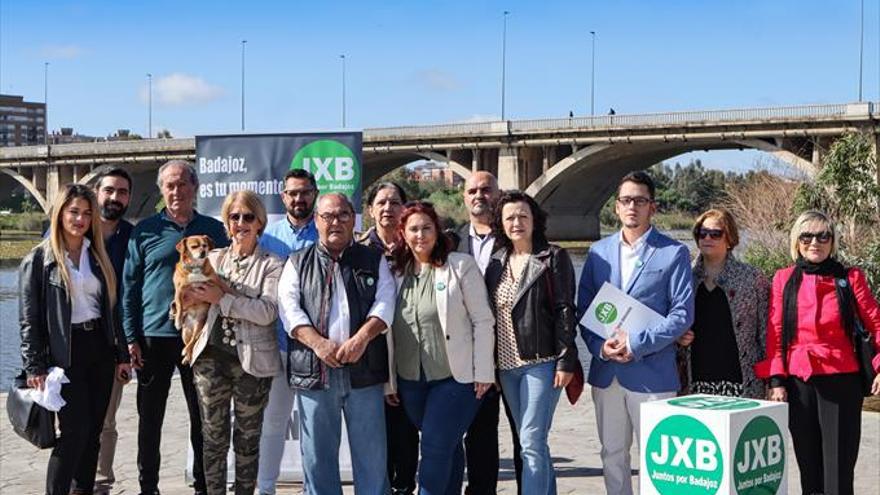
[577,171,694,495]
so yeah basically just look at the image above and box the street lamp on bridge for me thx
[590,31,596,117]
[147,73,152,139]
[340,54,347,128]
[241,39,247,132]
[859,0,865,101]
[44,62,49,144]
[501,10,510,120]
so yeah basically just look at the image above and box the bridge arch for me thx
[0,168,49,213]
[524,138,816,240]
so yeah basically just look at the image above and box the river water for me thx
[1,265,21,388]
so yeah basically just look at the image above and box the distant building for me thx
[0,94,46,147]
[409,161,464,187]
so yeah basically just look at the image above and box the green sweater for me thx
[122,210,228,343]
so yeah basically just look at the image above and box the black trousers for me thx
[47,327,115,495]
[463,388,523,495]
[136,336,206,493]
[386,402,420,494]
[786,373,863,495]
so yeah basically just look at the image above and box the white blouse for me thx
[66,238,103,324]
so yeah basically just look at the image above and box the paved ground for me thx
[2,378,878,494]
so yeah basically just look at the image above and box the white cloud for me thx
[413,69,461,92]
[41,44,85,60]
[143,73,225,107]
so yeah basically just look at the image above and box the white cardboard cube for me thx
[640,394,788,495]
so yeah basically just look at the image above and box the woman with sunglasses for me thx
[19,184,131,495]
[387,201,495,495]
[756,210,880,495]
[187,190,284,495]
[677,208,769,398]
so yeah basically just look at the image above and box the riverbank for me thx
[2,378,878,494]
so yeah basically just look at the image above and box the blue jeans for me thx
[296,367,388,495]
[257,351,297,494]
[398,373,483,495]
[498,361,561,495]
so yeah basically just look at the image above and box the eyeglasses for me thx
[616,196,652,207]
[798,231,833,245]
[318,211,353,224]
[229,213,256,223]
[283,188,316,198]
[698,228,724,240]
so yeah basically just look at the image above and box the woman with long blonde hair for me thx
[19,183,131,495]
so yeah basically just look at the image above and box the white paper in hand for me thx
[32,366,69,412]
[580,282,665,340]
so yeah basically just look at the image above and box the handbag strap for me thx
[833,271,863,349]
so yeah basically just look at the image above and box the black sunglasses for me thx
[229,213,257,223]
[798,231,833,244]
[698,228,724,240]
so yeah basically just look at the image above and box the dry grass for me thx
[0,239,39,262]
[722,171,800,253]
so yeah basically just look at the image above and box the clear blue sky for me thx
[1,0,875,170]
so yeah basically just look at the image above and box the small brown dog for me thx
[171,235,223,365]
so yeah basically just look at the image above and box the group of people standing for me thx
[17,159,880,495]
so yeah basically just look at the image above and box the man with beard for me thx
[453,171,523,495]
[88,167,134,495]
[256,168,320,495]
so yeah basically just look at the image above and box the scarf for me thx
[780,256,849,371]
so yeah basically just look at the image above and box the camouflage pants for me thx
[193,347,272,495]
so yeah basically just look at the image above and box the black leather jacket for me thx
[19,241,129,376]
[485,243,579,372]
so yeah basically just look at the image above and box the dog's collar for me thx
[183,262,205,273]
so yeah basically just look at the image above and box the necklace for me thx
[216,249,252,348]
[508,253,529,284]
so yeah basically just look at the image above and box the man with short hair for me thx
[454,171,500,274]
[277,192,395,494]
[256,168,320,495]
[454,171,522,495]
[122,160,228,495]
[89,167,134,495]
[577,171,694,495]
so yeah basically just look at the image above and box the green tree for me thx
[793,132,880,294]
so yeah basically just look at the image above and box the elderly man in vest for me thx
[278,192,396,494]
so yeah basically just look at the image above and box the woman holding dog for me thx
[187,190,284,495]
[19,183,131,495]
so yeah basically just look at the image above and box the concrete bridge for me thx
[2,101,877,239]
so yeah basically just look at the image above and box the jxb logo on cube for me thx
[645,415,723,495]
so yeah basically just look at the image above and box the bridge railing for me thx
[363,102,862,139]
[509,103,854,132]
[364,121,505,139]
